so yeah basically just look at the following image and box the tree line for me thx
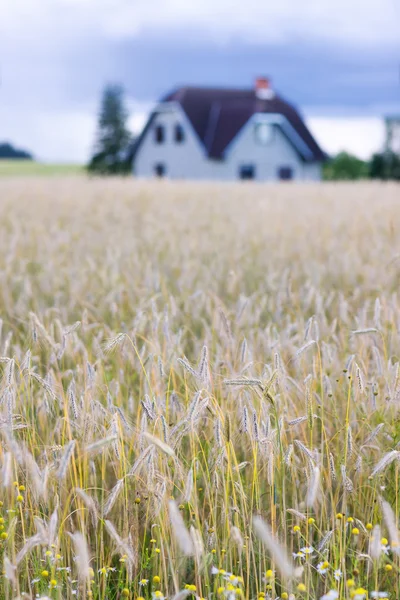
[323,151,400,181]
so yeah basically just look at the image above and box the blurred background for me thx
[0,0,399,179]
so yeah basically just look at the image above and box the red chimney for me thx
[255,77,274,99]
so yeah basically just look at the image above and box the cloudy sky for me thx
[1,0,399,162]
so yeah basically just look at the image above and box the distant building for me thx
[132,77,326,181]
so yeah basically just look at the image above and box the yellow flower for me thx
[45,550,52,557]
[352,527,360,535]
[293,525,300,533]
[150,539,157,543]
[137,597,145,600]
[41,570,49,577]
[13,482,18,487]
[281,594,289,600]
[19,485,25,491]
[307,518,315,525]
[217,587,225,595]
[122,590,130,598]
[1,532,8,540]
[366,523,373,530]
[0,518,5,525]
[347,517,354,523]
[135,497,141,504]
[297,583,306,592]
[16,495,23,502]
[258,593,265,599]
[381,537,388,545]
[211,549,216,554]
[50,579,57,587]
[385,564,393,572]
[100,567,107,575]
[265,569,274,579]
[188,585,197,591]
[153,576,161,584]
[155,548,161,554]
[336,513,343,519]
[235,588,243,596]
[265,585,272,591]
[154,591,163,598]
[322,561,329,569]
[346,579,355,588]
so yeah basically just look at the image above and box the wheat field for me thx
[0,177,400,600]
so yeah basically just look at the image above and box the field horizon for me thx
[0,178,400,600]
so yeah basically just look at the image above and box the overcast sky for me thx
[1,0,399,162]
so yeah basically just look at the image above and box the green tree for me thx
[369,151,400,181]
[88,84,132,175]
[323,151,369,181]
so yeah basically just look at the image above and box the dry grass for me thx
[0,177,400,600]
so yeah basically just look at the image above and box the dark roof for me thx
[133,86,326,163]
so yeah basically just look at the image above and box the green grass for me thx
[0,160,84,177]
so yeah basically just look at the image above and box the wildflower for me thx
[351,588,367,600]
[139,579,149,586]
[16,495,23,502]
[293,525,301,533]
[150,539,157,543]
[384,564,392,572]
[1,532,8,540]
[346,580,355,588]
[135,497,141,504]
[334,569,342,581]
[99,567,108,575]
[18,485,25,491]
[0,518,4,524]
[155,548,161,554]
[217,587,225,595]
[265,569,274,579]
[317,561,329,574]
[258,593,265,599]
[352,528,360,535]
[211,567,226,575]
[13,482,18,487]
[300,546,314,556]
[281,594,288,600]
[122,590,130,598]
[45,550,52,557]
[293,551,305,559]
[137,597,145,600]
[41,570,49,577]
[235,588,243,596]
[336,513,343,520]
[366,523,373,530]
[152,592,165,600]
[371,593,389,598]
[153,576,161,584]
[211,549,216,554]
[321,592,339,600]
[297,583,306,592]
[49,579,58,587]
[347,517,354,523]
[308,518,315,525]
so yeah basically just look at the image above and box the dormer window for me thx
[255,123,273,145]
[174,123,185,143]
[155,124,165,144]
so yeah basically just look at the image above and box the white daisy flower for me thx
[293,551,305,559]
[334,569,342,581]
[300,546,315,556]
[139,579,149,585]
[371,593,389,599]
[381,544,390,555]
[320,591,339,600]
[316,561,329,574]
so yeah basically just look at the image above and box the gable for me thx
[132,86,326,165]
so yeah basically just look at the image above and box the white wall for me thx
[134,105,322,182]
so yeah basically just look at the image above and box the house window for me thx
[154,124,165,144]
[278,166,293,180]
[174,123,185,143]
[255,123,274,145]
[154,163,166,178]
[239,165,256,180]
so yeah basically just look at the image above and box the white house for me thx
[132,78,326,181]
